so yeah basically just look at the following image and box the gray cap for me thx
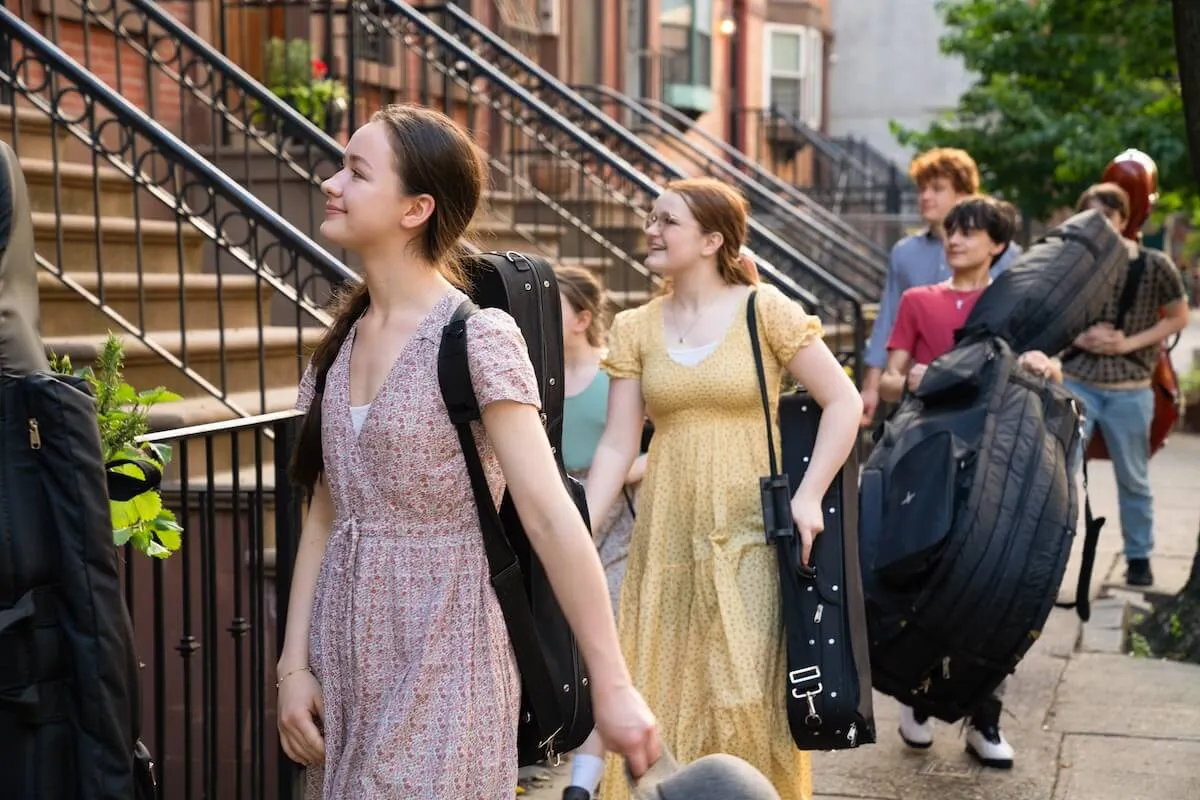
[629,751,781,800]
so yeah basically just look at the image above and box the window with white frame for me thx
[765,24,824,129]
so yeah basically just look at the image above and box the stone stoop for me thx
[2,103,311,483]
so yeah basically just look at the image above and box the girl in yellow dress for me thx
[584,178,863,800]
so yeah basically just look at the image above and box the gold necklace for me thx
[670,298,712,345]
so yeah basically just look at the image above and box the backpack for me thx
[859,336,1100,722]
[437,251,594,765]
[0,371,155,799]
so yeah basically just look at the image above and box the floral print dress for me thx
[295,289,540,799]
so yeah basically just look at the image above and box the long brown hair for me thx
[289,104,485,496]
[555,265,609,347]
[663,177,758,286]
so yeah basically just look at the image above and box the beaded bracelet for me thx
[276,666,311,688]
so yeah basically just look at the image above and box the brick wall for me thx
[30,1,200,132]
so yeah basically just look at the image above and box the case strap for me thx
[746,290,779,478]
[436,300,563,752]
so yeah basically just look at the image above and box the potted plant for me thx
[263,37,349,137]
[528,155,575,197]
[51,334,184,559]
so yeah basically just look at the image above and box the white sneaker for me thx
[965,722,1014,769]
[898,705,934,749]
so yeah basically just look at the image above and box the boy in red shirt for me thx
[879,195,1061,768]
[883,196,1061,401]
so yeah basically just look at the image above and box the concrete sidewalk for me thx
[523,439,1200,798]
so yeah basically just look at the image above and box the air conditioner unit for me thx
[539,0,561,35]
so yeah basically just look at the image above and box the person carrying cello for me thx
[1061,150,1189,588]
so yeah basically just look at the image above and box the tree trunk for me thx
[1173,0,1200,186]
[1133,525,1200,663]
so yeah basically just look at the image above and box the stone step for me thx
[43,326,323,401]
[32,211,206,274]
[20,157,133,216]
[512,196,645,228]
[468,218,561,259]
[38,271,269,336]
[0,105,68,161]
[558,224,646,261]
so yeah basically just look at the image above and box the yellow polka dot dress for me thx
[598,285,823,800]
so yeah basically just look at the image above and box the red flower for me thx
[312,58,328,78]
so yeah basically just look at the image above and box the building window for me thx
[660,0,714,114]
[765,23,824,129]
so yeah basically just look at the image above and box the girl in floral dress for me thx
[583,178,863,800]
[273,104,660,799]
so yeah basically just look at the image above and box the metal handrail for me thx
[98,0,344,166]
[141,408,305,442]
[420,0,866,306]
[600,89,891,263]
[372,0,827,310]
[575,84,889,286]
[0,8,357,288]
[114,0,489,260]
[760,105,876,182]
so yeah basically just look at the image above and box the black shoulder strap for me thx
[435,299,563,748]
[746,290,779,479]
[1070,457,1105,622]
[1061,249,1148,366]
[1113,250,1148,332]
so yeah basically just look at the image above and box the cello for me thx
[1084,149,1182,460]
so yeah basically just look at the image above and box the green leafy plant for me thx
[1181,365,1200,396]
[50,334,184,559]
[263,37,348,130]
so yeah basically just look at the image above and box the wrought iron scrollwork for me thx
[0,7,357,416]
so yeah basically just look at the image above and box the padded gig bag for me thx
[860,337,1101,722]
[747,292,875,751]
[0,371,153,799]
[437,251,593,766]
[959,209,1126,356]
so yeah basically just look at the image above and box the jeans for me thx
[1064,380,1155,560]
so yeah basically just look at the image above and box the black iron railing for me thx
[216,0,667,310]
[0,7,357,417]
[127,410,304,800]
[23,0,349,260]
[218,3,845,315]
[421,1,866,305]
[327,0,866,371]
[575,85,887,299]
[625,92,891,262]
[737,106,919,249]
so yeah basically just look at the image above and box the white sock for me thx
[569,753,605,793]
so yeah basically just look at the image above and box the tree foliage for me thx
[892,0,1190,223]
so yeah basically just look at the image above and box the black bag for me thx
[860,336,1101,722]
[746,292,876,751]
[0,371,154,799]
[436,251,593,766]
[959,208,1126,355]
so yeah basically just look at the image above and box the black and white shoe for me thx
[561,787,592,800]
[898,705,934,749]
[965,721,1014,769]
